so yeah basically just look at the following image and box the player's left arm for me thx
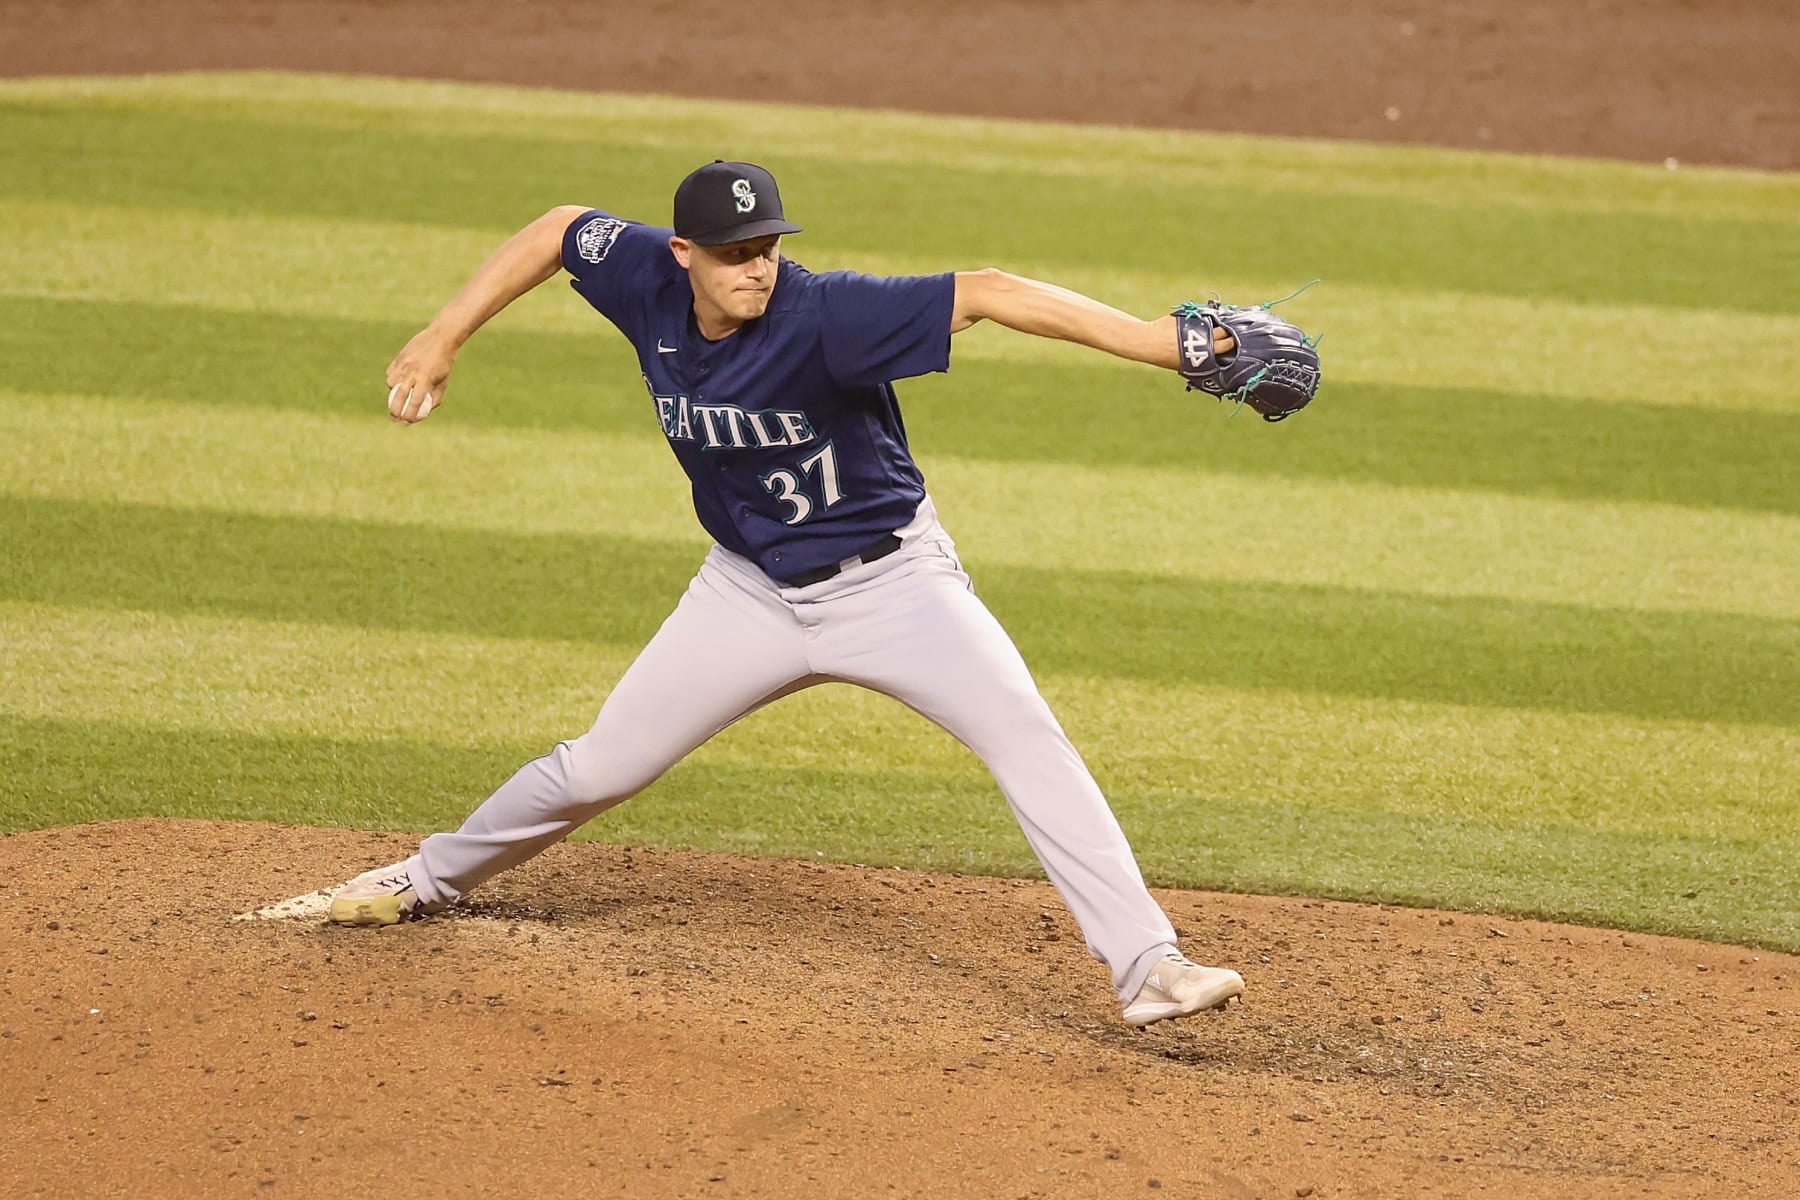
[949,269,1231,365]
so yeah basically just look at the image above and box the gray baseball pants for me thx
[404,498,1180,1001]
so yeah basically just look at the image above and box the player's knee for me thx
[994,674,1056,723]
[557,734,664,808]
[956,678,1062,745]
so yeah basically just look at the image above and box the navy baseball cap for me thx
[673,160,803,246]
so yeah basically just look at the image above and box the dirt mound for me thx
[3,819,1795,1198]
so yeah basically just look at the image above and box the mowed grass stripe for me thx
[4,74,1793,955]
[3,600,1792,844]
[4,714,1793,953]
[5,393,1797,622]
[5,203,1798,417]
[2,99,1797,315]
[4,295,1795,515]
[9,497,1799,727]
[8,72,1797,227]
[916,371,1800,515]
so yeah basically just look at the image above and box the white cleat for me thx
[326,863,444,927]
[1121,953,1245,1027]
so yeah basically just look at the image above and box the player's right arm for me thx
[386,205,588,425]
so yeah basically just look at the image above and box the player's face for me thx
[676,235,781,329]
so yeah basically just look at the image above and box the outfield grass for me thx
[1,73,1795,950]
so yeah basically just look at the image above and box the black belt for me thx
[781,532,903,588]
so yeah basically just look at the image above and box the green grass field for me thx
[2,72,1796,950]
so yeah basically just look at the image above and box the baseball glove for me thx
[1173,291,1323,422]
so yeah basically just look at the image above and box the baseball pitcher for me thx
[331,160,1321,1026]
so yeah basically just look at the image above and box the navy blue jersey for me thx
[560,210,955,580]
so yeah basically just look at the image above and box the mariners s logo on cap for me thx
[672,160,803,246]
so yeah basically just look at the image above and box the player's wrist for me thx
[422,316,473,353]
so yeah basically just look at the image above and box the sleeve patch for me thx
[575,217,627,264]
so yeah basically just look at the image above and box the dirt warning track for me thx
[0,0,1796,169]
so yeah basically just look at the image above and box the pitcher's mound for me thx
[3,819,1794,1198]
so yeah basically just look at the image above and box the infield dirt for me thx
[3,1,1798,1196]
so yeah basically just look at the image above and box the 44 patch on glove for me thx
[1173,294,1323,423]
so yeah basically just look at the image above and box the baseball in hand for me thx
[386,382,436,423]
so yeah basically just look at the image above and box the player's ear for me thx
[668,236,693,269]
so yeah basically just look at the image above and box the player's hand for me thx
[385,327,459,425]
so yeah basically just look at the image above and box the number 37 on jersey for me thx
[650,384,845,526]
[760,443,842,525]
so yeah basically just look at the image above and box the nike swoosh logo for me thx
[656,340,678,354]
